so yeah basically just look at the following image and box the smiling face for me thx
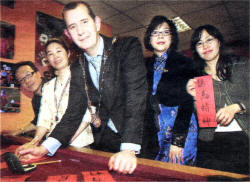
[196,30,220,63]
[46,42,69,71]
[150,22,172,57]
[16,65,42,92]
[64,4,101,56]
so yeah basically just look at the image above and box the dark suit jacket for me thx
[49,35,147,148]
[145,50,197,147]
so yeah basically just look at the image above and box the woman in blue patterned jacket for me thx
[143,15,198,165]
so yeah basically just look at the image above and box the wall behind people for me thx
[1,0,112,132]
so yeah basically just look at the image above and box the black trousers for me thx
[196,131,249,174]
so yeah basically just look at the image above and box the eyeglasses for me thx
[196,37,215,48]
[151,30,171,37]
[18,72,35,84]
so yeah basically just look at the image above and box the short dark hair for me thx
[190,24,232,81]
[14,61,38,74]
[62,1,96,21]
[144,15,179,52]
[45,37,69,54]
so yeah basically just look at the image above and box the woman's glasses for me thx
[196,37,215,49]
[151,30,171,37]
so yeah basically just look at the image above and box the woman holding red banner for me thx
[143,15,198,165]
[187,24,249,174]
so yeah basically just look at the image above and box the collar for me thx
[155,51,168,62]
[84,36,104,61]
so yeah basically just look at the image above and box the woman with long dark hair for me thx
[143,15,198,165]
[187,24,249,174]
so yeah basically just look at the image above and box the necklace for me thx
[54,76,71,122]
[79,54,105,128]
[79,38,115,128]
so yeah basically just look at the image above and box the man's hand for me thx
[169,145,184,164]
[16,145,49,163]
[108,150,137,174]
[216,104,241,126]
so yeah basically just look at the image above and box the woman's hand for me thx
[15,142,36,157]
[169,145,184,164]
[17,146,49,163]
[15,136,40,156]
[186,79,196,99]
[216,104,241,126]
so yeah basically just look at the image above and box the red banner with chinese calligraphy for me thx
[195,75,217,127]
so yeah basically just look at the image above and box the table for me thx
[1,135,249,181]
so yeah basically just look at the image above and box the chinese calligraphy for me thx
[195,75,217,127]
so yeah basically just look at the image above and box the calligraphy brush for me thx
[4,152,61,174]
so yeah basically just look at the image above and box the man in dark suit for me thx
[17,1,147,174]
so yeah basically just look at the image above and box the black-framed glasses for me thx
[18,71,35,84]
[151,30,171,37]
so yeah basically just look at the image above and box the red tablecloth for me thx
[1,135,248,181]
[1,144,205,181]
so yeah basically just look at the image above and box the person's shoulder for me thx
[111,36,142,57]
[145,55,155,68]
[117,36,139,41]
[69,59,82,75]
[230,55,248,66]
[115,36,141,46]
[169,51,193,64]
[70,58,80,68]
[145,56,155,62]
[233,55,248,63]
[43,77,56,90]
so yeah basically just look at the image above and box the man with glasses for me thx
[6,61,45,136]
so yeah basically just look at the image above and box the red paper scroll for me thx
[195,75,217,127]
